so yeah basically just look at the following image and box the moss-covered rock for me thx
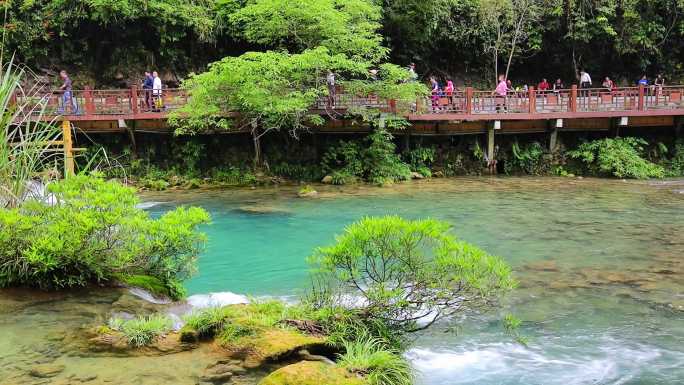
[258,361,365,385]
[225,328,326,368]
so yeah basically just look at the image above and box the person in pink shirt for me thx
[494,75,508,112]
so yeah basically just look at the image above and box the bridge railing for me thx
[416,84,684,115]
[14,84,684,119]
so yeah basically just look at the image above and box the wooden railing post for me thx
[638,84,645,110]
[465,87,473,114]
[130,85,139,114]
[529,86,536,114]
[84,86,95,115]
[389,99,397,114]
[570,85,578,112]
[62,120,74,177]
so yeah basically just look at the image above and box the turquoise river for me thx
[1,177,683,385]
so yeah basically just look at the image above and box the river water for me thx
[1,177,683,384]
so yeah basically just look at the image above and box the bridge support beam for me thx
[549,119,562,152]
[487,125,496,174]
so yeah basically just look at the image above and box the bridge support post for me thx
[675,116,682,138]
[62,120,74,177]
[487,125,496,174]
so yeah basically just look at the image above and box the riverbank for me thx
[2,177,683,384]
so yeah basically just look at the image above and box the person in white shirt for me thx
[579,69,592,96]
[152,71,162,110]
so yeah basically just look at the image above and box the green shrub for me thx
[309,216,515,340]
[321,140,365,181]
[665,141,684,176]
[567,137,665,179]
[0,174,210,295]
[141,178,170,191]
[110,314,174,347]
[505,141,546,175]
[272,163,323,181]
[337,336,413,385]
[405,146,435,177]
[365,128,411,185]
[211,166,257,185]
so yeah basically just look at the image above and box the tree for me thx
[171,0,425,167]
[229,0,387,61]
[478,0,542,83]
[310,216,515,336]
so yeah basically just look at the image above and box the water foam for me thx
[405,337,677,385]
[128,287,172,304]
[136,201,165,209]
[186,292,250,308]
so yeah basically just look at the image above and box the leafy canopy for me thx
[310,216,515,336]
[230,0,387,61]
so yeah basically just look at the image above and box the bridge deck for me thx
[15,85,684,134]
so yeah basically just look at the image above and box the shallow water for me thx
[2,177,683,384]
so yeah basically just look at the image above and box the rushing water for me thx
[2,177,683,384]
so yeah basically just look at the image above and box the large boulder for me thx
[258,361,365,385]
[228,329,326,369]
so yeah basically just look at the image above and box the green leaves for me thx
[0,174,210,296]
[229,0,386,61]
[310,216,515,336]
[568,137,666,179]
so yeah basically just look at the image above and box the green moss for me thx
[118,275,171,299]
[259,361,365,385]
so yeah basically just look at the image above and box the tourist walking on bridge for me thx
[152,71,163,111]
[579,69,592,96]
[58,70,77,114]
[494,75,508,112]
[142,71,153,111]
[326,70,336,107]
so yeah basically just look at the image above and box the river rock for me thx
[298,190,318,198]
[258,361,364,385]
[225,329,326,369]
[321,175,334,184]
[236,205,291,215]
[410,172,424,180]
[29,363,65,378]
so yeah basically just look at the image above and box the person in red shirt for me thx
[537,78,550,92]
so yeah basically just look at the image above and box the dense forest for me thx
[3,0,683,87]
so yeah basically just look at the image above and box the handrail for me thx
[13,84,684,119]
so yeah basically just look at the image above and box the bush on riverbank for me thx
[0,174,210,298]
[568,137,666,179]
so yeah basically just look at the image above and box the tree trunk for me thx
[251,120,262,169]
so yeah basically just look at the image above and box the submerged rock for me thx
[29,363,65,378]
[258,361,364,385]
[235,205,291,215]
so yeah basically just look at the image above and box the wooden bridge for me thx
[15,84,683,176]
[17,84,684,135]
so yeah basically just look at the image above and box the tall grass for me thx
[0,55,61,207]
[337,336,413,385]
[109,314,174,347]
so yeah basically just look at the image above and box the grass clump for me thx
[109,314,173,347]
[337,336,413,385]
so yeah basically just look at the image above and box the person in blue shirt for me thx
[142,71,154,110]
[638,75,649,86]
